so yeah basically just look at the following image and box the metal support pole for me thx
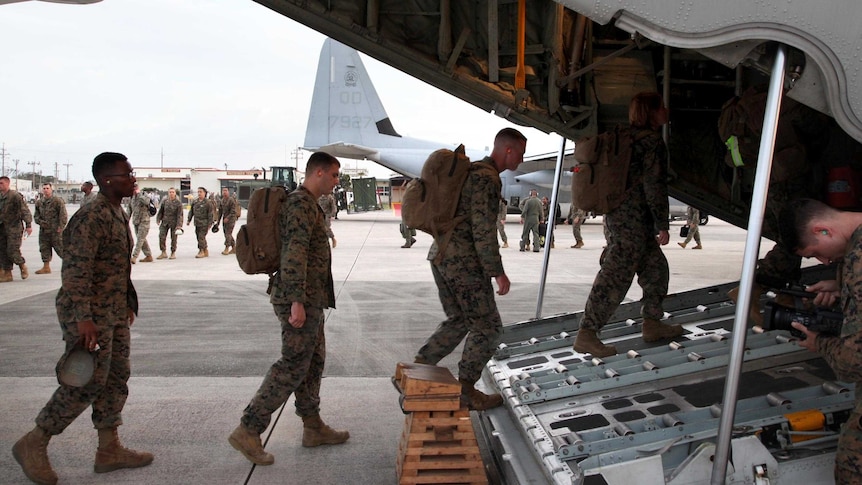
[710,44,787,484]
[535,135,567,319]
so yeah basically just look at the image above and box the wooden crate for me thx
[396,409,488,485]
[395,362,461,398]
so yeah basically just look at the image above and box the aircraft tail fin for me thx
[304,38,401,150]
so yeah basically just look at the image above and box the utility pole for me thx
[161,147,164,169]
[54,161,59,181]
[29,160,40,189]
[63,163,72,182]
[13,159,19,189]
[290,146,303,169]
[0,143,8,176]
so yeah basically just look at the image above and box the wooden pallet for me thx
[396,409,488,485]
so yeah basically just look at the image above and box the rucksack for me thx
[235,186,288,275]
[572,126,649,214]
[401,144,471,238]
[234,197,242,218]
[147,198,157,217]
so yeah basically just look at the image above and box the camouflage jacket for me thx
[217,195,238,224]
[685,207,700,226]
[158,197,183,227]
[187,198,215,228]
[568,205,586,224]
[816,225,862,412]
[270,186,335,309]
[498,199,508,221]
[611,129,670,232]
[127,193,152,225]
[0,189,32,229]
[56,193,137,327]
[428,157,504,278]
[34,195,68,230]
[80,192,97,208]
[317,193,337,218]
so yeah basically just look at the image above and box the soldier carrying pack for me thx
[235,186,288,275]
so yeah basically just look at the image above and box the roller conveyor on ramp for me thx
[475,270,854,485]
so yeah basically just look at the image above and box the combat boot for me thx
[228,425,274,465]
[221,246,230,255]
[169,252,176,260]
[692,244,703,249]
[0,269,12,283]
[573,329,617,357]
[130,257,137,264]
[228,246,236,254]
[502,242,508,248]
[195,250,204,259]
[12,426,57,485]
[678,242,687,249]
[94,428,153,473]
[573,241,584,248]
[642,318,685,342]
[139,255,153,263]
[156,251,168,260]
[204,249,209,257]
[331,237,337,248]
[20,263,29,279]
[728,284,764,326]
[34,263,51,275]
[459,380,503,410]
[301,415,349,447]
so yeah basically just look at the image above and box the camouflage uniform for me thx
[34,194,68,263]
[682,206,701,246]
[157,197,183,253]
[519,196,542,251]
[812,225,862,483]
[241,186,335,433]
[496,199,508,244]
[0,189,32,272]
[415,158,505,385]
[35,193,138,435]
[217,194,239,249]
[187,198,215,251]
[317,193,337,239]
[581,129,670,331]
[568,206,586,245]
[80,191,97,208]
[127,194,152,260]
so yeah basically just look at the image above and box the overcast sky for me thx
[0,0,560,182]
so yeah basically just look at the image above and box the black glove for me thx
[211,225,219,233]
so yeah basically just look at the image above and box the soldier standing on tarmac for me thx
[678,206,703,249]
[216,187,238,255]
[497,198,509,248]
[186,187,215,258]
[128,184,153,264]
[519,189,542,252]
[33,183,67,275]
[318,191,337,248]
[156,188,183,260]
[80,181,97,208]
[0,175,33,282]
[568,205,586,248]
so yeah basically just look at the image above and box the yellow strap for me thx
[725,136,745,167]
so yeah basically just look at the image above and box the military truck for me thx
[233,166,299,209]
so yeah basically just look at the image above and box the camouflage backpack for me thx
[235,187,288,275]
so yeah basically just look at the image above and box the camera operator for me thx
[779,198,862,484]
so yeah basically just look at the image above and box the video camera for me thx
[763,287,843,339]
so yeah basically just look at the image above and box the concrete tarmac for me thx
[0,206,793,484]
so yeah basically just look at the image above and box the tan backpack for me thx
[235,187,288,275]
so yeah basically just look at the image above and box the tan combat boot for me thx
[692,244,703,249]
[642,318,685,342]
[574,241,584,248]
[228,246,236,254]
[728,284,764,326]
[221,246,230,255]
[139,255,153,263]
[34,263,51,275]
[204,248,209,257]
[459,380,503,411]
[130,257,137,264]
[169,252,176,259]
[301,415,349,447]
[156,251,168,260]
[94,428,153,473]
[195,250,204,259]
[502,242,509,248]
[573,329,617,357]
[0,269,12,283]
[20,263,29,279]
[228,425,274,465]
[677,242,687,249]
[12,426,58,485]
[331,237,337,248]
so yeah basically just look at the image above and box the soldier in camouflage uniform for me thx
[574,93,684,358]
[80,181,97,208]
[13,153,152,485]
[413,128,525,411]
[156,187,183,260]
[33,183,68,275]
[216,187,239,255]
[678,206,703,249]
[568,205,586,248]
[317,191,337,248]
[229,152,347,466]
[779,198,862,484]
[519,189,542,252]
[0,175,33,282]
[497,198,509,248]
[127,184,153,264]
[186,187,215,258]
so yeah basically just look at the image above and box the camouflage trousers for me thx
[496,221,507,244]
[38,227,64,262]
[158,223,179,253]
[415,260,502,385]
[571,222,583,243]
[400,223,416,240]
[36,321,131,435]
[194,225,208,250]
[520,220,540,251]
[581,216,669,332]
[222,220,236,248]
[322,217,334,239]
[131,222,151,259]
[835,411,862,484]
[0,224,26,270]
[682,224,701,246]
[241,304,325,434]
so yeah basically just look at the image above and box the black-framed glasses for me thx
[105,171,136,178]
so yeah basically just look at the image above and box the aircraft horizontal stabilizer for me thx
[305,142,379,161]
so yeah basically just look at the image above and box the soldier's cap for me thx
[57,346,95,387]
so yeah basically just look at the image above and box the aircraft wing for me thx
[304,142,380,162]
